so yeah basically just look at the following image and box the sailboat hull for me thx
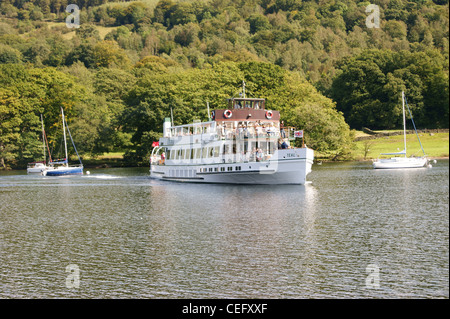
[45,166,83,176]
[373,157,428,169]
[27,163,48,175]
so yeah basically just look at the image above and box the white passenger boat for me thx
[150,87,314,184]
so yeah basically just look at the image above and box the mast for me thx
[40,114,46,164]
[402,91,407,158]
[242,81,246,98]
[207,101,211,121]
[61,107,69,167]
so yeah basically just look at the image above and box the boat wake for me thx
[83,174,123,180]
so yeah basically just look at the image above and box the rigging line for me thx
[43,129,52,163]
[64,119,83,165]
[404,95,426,156]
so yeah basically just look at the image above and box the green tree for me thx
[0,43,22,64]
[122,61,354,163]
[330,49,449,129]
[248,14,271,34]
[93,40,131,69]
[0,88,23,168]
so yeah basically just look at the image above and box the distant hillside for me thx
[0,0,448,168]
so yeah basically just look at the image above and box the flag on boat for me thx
[294,130,303,138]
[50,158,68,164]
[152,141,159,147]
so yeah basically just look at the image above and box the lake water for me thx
[0,161,448,299]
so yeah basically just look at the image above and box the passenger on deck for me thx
[280,121,286,138]
[248,125,255,138]
[256,124,263,136]
[256,148,263,162]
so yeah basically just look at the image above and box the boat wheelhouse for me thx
[150,94,314,185]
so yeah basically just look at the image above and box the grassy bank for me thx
[353,132,449,160]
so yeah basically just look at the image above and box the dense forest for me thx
[0,0,448,168]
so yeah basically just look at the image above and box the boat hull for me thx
[373,157,428,169]
[27,163,48,175]
[150,148,314,185]
[27,167,47,175]
[45,166,83,176]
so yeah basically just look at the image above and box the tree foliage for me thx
[0,0,448,167]
[330,49,449,129]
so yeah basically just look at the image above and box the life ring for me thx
[265,110,273,119]
[211,110,215,120]
[224,109,232,119]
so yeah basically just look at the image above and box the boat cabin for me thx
[213,98,280,122]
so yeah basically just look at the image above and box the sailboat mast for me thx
[61,107,69,167]
[402,91,407,158]
[40,114,46,164]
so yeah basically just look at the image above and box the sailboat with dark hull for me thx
[45,107,83,176]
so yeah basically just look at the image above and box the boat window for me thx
[202,147,208,158]
[214,146,220,157]
[181,148,186,160]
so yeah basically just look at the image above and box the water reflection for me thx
[142,183,318,298]
[0,162,448,298]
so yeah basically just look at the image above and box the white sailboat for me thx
[45,107,83,176]
[27,114,51,175]
[373,91,429,169]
